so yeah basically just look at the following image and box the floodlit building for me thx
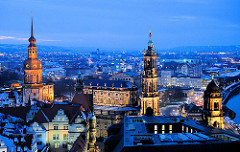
[82,79,138,107]
[141,32,160,116]
[23,17,54,104]
[203,79,224,129]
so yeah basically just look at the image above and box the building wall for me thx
[83,88,138,107]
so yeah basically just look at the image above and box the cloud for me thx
[0,35,61,42]
[168,15,197,22]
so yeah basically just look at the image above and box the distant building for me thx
[171,76,202,89]
[181,103,203,121]
[110,72,141,87]
[0,80,23,107]
[176,61,202,77]
[159,70,173,87]
[23,18,54,104]
[114,58,126,72]
[43,67,66,80]
[82,79,138,107]
[159,70,202,89]
[105,115,240,152]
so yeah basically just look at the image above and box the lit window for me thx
[55,142,60,148]
[169,125,172,131]
[154,125,158,130]
[162,125,165,130]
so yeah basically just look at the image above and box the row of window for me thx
[53,125,68,130]
[53,134,68,140]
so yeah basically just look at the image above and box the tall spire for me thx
[31,12,34,37]
[149,31,152,41]
[28,12,36,47]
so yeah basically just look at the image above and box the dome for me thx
[24,58,42,70]
[28,36,36,42]
[206,80,219,92]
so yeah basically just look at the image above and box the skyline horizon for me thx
[1,0,240,49]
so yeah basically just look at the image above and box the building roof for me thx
[105,115,240,152]
[72,93,93,113]
[0,106,31,121]
[83,79,136,88]
[70,133,87,152]
[31,103,86,124]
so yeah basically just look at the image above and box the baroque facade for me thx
[82,79,138,107]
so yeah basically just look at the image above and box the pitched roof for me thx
[0,106,31,121]
[70,133,86,152]
[72,93,93,113]
[32,103,84,124]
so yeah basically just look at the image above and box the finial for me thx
[212,74,214,80]
[149,31,152,40]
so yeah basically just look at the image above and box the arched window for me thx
[214,102,219,111]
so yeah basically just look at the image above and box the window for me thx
[53,134,59,140]
[54,126,58,130]
[76,127,82,132]
[37,134,42,138]
[64,125,68,130]
[169,125,172,133]
[54,142,60,148]
[154,125,158,134]
[63,134,68,140]
[214,102,219,111]
[37,142,42,145]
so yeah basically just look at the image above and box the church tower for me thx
[87,113,96,152]
[203,79,224,129]
[23,16,54,104]
[141,32,160,116]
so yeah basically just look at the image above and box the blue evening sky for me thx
[0,0,240,49]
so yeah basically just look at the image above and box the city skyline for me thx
[1,0,240,49]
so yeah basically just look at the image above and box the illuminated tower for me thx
[203,79,224,129]
[87,113,96,152]
[141,32,160,116]
[23,16,54,104]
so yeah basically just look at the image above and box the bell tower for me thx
[23,15,54,104]
[203,79,224,129]
[141,32,160,116]
[24,16,43,85]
